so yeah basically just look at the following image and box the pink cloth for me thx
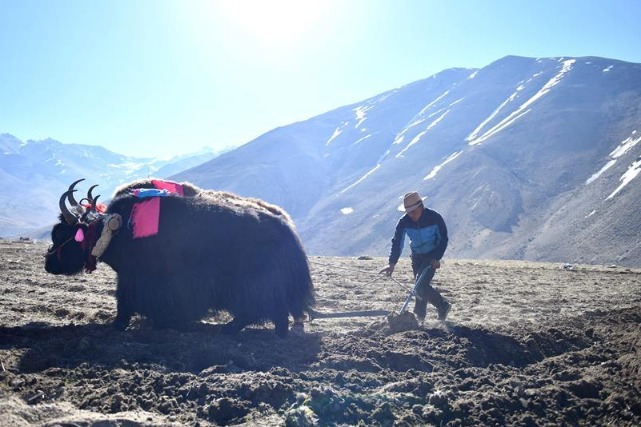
[152,179,184,196]
[131,197,161,238]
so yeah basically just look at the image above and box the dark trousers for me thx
[411,253,448,319]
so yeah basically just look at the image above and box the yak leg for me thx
[113,311,131,331]
[113,301,133,330]
[273,307,290,338]
[113,276,134,330]
[221,312,289,337]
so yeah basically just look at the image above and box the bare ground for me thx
[1,240,641,426]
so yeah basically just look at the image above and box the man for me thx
[380,191,450,321]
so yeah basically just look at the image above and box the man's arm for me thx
[381,218,406,276]
[379,263,396,276]
[429,212,448,261]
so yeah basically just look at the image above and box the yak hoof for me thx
[289,322,304,336]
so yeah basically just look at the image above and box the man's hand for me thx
[430,259,441,269]
[379,263,396,277]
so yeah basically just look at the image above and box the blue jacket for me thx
[388,207,448,265]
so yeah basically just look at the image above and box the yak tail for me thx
[276,231,315,319]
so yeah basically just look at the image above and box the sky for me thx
[1,0,640,159]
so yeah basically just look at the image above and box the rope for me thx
[308,258,413,291]
[44,236,75,259]
[308,259,380,276]
[306,258,416,319]
[308,308,390,319]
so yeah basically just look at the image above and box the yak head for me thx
[45,179,102,275]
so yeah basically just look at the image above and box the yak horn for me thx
[59,190,79,224]
[67,179,85,207]
[89,195,100,213]
[87,185,99,204]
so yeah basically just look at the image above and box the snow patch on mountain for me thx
[586,131,641,185]
[424,151,462,180]
[340,164,381,194]
[107,161,149,172]
[607,157,641,199]
[586,160,617,185]
[396,130,428,158]
[340,207,354,215]
[326,125,346,145]
[354,134,372,145]
[392,92,452,148]
[610,131,640,158]
[468,59,576,146]
[466,89,521,142]
[396,109,450,158]
[354,104,373,128]
[418,90,450,117]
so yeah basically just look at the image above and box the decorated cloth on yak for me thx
[129,181,185,239]
[151,179,184,196]
[131,188,171,198]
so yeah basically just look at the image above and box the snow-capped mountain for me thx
[0,134,222,237]
[172,55,641,267]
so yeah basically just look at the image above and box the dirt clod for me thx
[386,311,420,333]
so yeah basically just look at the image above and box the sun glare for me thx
[216,0,332,48]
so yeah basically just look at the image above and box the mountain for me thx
[172,56,641,267]
[0,134,222,237]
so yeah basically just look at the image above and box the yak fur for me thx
[46,180,314,337]
[114,178,294,225]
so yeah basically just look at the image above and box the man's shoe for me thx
[438,302,451,321]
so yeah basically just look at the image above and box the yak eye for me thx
[52,225,72,242]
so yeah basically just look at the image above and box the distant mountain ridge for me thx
[0,134,222,237]
[4,55,640,267]
[172,55,641,267]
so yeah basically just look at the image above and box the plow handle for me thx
[399,265,431,314]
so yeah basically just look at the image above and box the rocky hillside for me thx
[173,55,641,267]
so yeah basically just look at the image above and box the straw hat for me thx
[403,192,424,213]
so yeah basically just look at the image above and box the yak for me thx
[45,179,315,337]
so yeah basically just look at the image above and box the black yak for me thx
[45,179,315,337]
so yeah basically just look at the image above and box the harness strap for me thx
[45,236,74,261]
[92,214,122,259]
[82,221,102,273]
